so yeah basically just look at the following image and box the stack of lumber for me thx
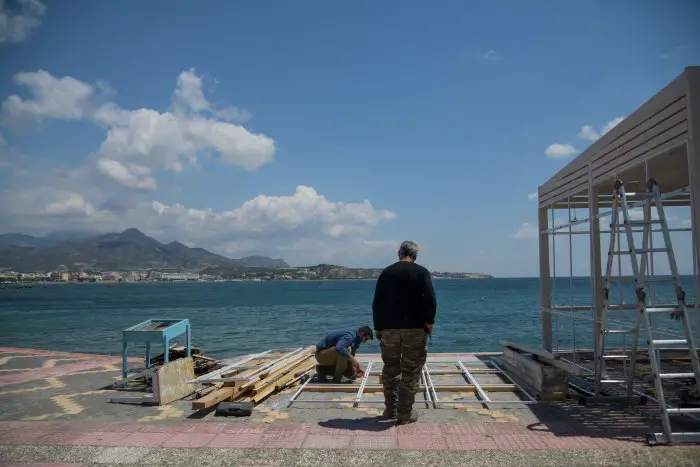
[192,346,316,410]
[152,345,220,376]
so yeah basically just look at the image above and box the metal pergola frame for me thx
[535,66,700,445]
[286,358,538,408]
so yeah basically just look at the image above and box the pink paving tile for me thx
[138,425,183,433]
[302,434,352,449]
[350,436,399,450]
[39,432,81,445]
[395,423,442,436]
[398,434,449,450]
[71,431,131,446]
[263,423,309,433]
[209,433,264,448]
[162,432,217,448]
[222,424,267,434]
[440,422,492,435]
[0,431,48,445]
[259,431,306,449]
[177,422,226,434]
[85,422,141,433]
[445,434,501,451]
[491,434,550,451]
[114,432,173,447]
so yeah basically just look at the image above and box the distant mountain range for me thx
[0,229,289,272]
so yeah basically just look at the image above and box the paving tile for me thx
[301,434,352,449]
[138,424,183,433]
[222,424,267,434]
[38,432,81,445]
[398,434,448,450]
[177,422,226,434]
[395,423,442,436]
[259,431,306,448]
[71,431,131,446]
[162,432,217,448]
[350,435,399,450]
[439,422,491,435]
[115,432,172,447]
[208,433,264,448]
[444,434,499,451]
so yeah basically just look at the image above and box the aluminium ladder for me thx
[594,178,700,445]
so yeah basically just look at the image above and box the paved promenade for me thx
[1,346,699,465]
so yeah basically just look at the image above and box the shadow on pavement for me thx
[318,416,395,432]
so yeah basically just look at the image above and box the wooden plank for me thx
[500,340,583,375]
[153,357,196,405]
[302,384,517,393]
[252,360,316,403]
[243,347,314,390]
[499,350,568,401]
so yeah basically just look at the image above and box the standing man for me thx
[372,240,436,425]
[315,326,373,382]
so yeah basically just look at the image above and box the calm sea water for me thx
[0,278,697,359]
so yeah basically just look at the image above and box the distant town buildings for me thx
[0,266,493,284]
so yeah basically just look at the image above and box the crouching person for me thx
[314,326,373,382]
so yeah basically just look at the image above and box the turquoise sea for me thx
[0,277,696,359]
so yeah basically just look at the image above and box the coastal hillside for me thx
[0,229,289,273]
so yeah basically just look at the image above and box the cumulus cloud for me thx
[0,0,45,43]
[0,184,397,265]
[578,116,626,142]
[545,143,578,159]
[1,70,98,127]
[1,68,276,188]
[511,222,538,240]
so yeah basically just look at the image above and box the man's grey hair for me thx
[398,240,419,260]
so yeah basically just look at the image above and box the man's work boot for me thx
[381,406,397,419]
[397,411,419,425]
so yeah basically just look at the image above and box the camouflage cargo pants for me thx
[379,329,428,416]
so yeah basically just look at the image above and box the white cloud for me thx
[44,192,94,216]
[0,0,45,43]
[479,49,500,61]
[1,70,97,125]
[171,68,251,123]
[1,68,276,188]
[545,143,578,159]
[577,116,626,142]
[527,190,538,201]
[0,184,397,265]
[96,159,157,190]
[511,222,538,240]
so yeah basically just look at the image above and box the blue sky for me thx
[0,0,699,277]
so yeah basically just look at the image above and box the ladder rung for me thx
[605,329,635,334]
[666,408,700,414]
[658,373,696,380]
[614,248,669,254]
[646,307,682,313]
[652,339,687,346]
[603,355,631,359]
[627,220,662,226]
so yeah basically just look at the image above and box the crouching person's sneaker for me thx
[397,411,419,425]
